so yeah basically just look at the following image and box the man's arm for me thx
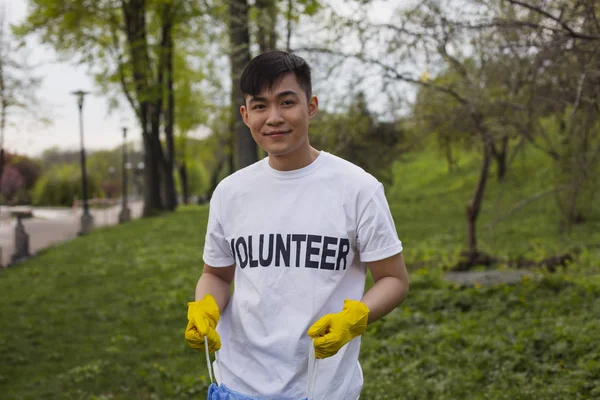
[361,251,409,324]
[195,264,236,312]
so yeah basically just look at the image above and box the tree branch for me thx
[486,184,571,230]
[438,37,470,82]
[369,22,425,38]
[293,47,469,105]
[567,72,587,142]
[503,0,600,41]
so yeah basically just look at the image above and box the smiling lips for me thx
[264,131,289,137]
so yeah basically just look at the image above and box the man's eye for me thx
[282,100,295,106]
[253,104,266,110]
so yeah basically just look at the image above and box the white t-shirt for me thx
[202,150,403,400]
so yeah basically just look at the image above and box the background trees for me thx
[2,0,597,269]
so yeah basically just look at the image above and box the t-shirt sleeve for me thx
[202,184,236,267]
[356,183,403,263]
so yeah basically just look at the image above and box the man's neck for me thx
[268,144,321,172]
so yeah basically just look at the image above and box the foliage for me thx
[0,165,24,201]
[28,141,215,206]
[310,92,403,187]
[0,152,42,204]
[174,159,209,199]
[31,146,147,205]
[30,163,103,206]
[13,0,223,214]
[361,269,600,399]
[0,6,49,147]
[8,153,43,191]
[410,68,477,172]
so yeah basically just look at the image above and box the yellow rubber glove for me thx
[307,299,370,359]
[184,294,221,353]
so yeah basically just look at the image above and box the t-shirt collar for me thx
[264,150,327,179]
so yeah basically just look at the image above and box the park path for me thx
[0,201,143,268]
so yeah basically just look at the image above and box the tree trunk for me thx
[122,0,164,216]
[179,162,189,204]
[466,122,493,256]
[228,133,235,174]
[229,0,257,171]
[256,0,277,53]
[497,153,507,182]
[0,13,7,198]
[256,0,277,160]
[0,128,4,192]
[286,0,293,51]
[142,127,163,216]
[162,3,177,210]
[560,117,600,232]
[207,155,226,201]
[0,148,4,196]
[492,135,509,182]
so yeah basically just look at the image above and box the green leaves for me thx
[361,274,600,399]
[297,0,321,17]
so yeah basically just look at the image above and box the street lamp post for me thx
[135,162,145,201]
[119,127,131,223]
[72,90,94,235]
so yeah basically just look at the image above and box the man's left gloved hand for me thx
[307,299,370,359]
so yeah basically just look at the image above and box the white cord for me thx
[306,339,318,400]
[205,339,214,384]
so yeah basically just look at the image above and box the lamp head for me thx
[71,90,89,109]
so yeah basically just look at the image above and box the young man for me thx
[185,50,409,400]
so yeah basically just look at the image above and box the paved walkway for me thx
[0,201,144,267]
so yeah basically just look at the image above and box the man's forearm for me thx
[195,272,233,313]
[361,276,409,324]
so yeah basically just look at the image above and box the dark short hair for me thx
[240,50,312,104]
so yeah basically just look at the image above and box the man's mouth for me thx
[263,131,289,137]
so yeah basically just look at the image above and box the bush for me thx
[174,160,209,199]
[31,164,102,207]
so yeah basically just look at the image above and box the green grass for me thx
[389,142,600,265]
[0,208,213,400]
[1,144,599,399]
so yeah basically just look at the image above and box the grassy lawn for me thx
[1,146,599,399]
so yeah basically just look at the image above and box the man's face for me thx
[240,72,318,157]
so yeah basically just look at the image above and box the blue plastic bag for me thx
[203,340,318,400]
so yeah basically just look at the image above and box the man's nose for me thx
[266,107,284,125]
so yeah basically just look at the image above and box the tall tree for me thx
[173,49,215,204]
[252,0,278,159]
[120,0,178,213]
[255,0,278,53]
[15,0,207,216]
[0,6,46,194]
[160,0,177,210]
[228,0,257,171]
[487,0,600,229]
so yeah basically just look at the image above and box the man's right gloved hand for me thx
[185,294,221,353]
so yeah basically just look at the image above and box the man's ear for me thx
[308,96,319,120]
[240,104,250,128]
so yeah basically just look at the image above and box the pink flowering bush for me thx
[1,165,25,202]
